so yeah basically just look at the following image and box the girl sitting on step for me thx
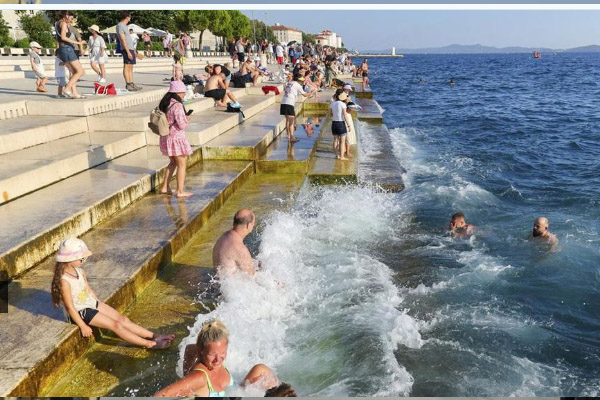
[51,236,175,349]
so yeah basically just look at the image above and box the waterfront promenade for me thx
[0,56,400,395]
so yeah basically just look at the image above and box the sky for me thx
[18,2,600,50]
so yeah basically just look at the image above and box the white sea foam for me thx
[178,184,419,396]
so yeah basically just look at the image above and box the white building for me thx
[1,9,40,41]
[318,29,343,49]
[271,23,303,45]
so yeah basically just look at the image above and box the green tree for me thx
[302,32,316,44]
[228,10,251,39]
[0,11,14,47]
[208,11,232,52]
[250,19,276,43]
[19,12,54,48]
[174,10,211,49]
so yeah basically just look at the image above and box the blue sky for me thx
[27,4,600,50]
[241,10,600,51]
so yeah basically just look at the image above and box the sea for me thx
[179,53,600,397]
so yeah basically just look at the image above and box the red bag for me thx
[105,83,117,95]
[94,82,117,96]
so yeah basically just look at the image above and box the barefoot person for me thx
[280,75,314,143]
[361,58,370,91]
[213,209,260,276]
[204,67,241,108]
[155,319,279,397]
[532,217,558,246]
[52,237,174,349]
[448,212,476,238]
[158,81,194,198]
[329,91,350,160]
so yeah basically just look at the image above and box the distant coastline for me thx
[357,44,600,55]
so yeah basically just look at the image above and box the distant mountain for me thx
[358,43,600,54]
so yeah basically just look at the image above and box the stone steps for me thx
[201,102,287,160]
[358,122,405,192]
[0,115,88,155]
[0,85,280,281]
[0,130,147,204]
[0,159,254,397]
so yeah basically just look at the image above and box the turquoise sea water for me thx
[181,54,600,396]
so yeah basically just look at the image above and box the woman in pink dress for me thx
[158,81,194,198]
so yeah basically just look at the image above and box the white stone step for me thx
[182,94,276,146]
[86,88,248,132]
[0,115,88,155]
[0,130,147,204]
[0,145,203,280]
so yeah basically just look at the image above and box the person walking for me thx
[28,41,48,92]
[158,81,194,198]
[280,75,314,143]
[87,25,107,83]
[142,31,152,57]
[116,11,142,91]
[54,11,85,99]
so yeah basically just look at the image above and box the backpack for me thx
[148,104,174,136]
[226,103,245,119]
[231,74,246,88]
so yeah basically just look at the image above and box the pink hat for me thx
[168,81,186,93]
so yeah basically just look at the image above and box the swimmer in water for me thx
[213,209,261,277]
[449,78,455,87]
[449,212,475,238]
[532,217,558,247]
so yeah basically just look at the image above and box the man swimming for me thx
[213,209,260,276]
[532,217,558,246]
[449,212,475,238]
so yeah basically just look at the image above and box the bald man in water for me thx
[213,209,259,276]
[532,217,558,246]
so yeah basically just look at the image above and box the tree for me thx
[302,33,316,44]
[227,10,251,39]
[208,11,232,52]
[0,11,13,47]
[174,10,211,49]
[19,12,54,48]
[250,19,276,43]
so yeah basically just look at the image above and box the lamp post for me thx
[264,12,268,42]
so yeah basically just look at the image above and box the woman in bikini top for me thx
[155,319,279,397]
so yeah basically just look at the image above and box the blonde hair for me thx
[196,319,229,351]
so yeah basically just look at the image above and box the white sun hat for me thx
[55,237,93,263]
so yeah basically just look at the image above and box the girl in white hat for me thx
[88,24,107,83]
[51,236,175,349]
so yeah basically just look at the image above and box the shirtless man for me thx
[449,212,475,238]
[213,209,259,276]
[204,68,240,108]
[532,217,558,246]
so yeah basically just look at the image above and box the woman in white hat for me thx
[51,236,175,349]
[87,24,107,83]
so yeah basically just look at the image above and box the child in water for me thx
[51,237,175,349]
[449,212,475,238]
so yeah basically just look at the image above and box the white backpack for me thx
[148,106,171,136]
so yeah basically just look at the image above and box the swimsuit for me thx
[194,367,234,397]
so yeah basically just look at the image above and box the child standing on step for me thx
[51,236,175,349]
[29,41,48,93]
[158,81,194,198]
[172,53,184,81]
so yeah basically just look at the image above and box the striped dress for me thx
[159,98,193,157]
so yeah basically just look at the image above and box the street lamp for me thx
[264,12,268,42]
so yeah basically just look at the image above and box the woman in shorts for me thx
[55,11,85,99]
[87,24,107,83]
[280,75,314,143]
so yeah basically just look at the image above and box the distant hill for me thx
[358,43,600,54]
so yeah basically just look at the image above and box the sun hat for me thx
[29,41,42,49]
[343,84,353,91]
[338,92,348,101]
[88,24,101,34]
[56,237,92,263]
[168,80,187,93]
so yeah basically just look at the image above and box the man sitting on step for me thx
[204,67,241,108]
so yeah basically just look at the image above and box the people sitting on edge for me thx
[204,67,241,108]
[52,237,175,349]
[532,217,558,246]
[213,209,260,276]
[265,382,297,397]
[449,212,475,238]
[155,319,279,397]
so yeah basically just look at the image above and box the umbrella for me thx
[148,28,167,37]
[127,24,147,34]
[287,40,297,46]
[100,25,117,34]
